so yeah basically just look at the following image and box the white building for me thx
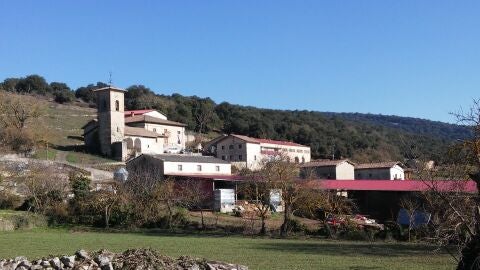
[355,162,405,180]
[300,159,355,180]
[208,134,311,169]
[126,154,232,179]
[82,86,187,160]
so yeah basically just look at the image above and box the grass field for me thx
[0,228,454,270]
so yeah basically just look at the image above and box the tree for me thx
[418,99,480,269]
[50,82,74,103]
[183,179,210,229]
[22,165,69,214]
[0,92,45,154]
[16,75,50,95]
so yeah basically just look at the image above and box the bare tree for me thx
[23,165,69,214]
[399,195,420,242]
[415,99,480,269]
[183,179,210,229]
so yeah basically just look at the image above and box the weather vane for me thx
[108,71,113,86]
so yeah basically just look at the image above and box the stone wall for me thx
[0,249,248,270]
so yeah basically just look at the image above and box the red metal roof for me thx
[124,110,154,116]
[304,179,477,193]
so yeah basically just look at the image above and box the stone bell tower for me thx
[94,86,126,158]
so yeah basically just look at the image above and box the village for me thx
[78,85,474,226]
[2,1,480,269]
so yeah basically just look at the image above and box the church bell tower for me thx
[94,86,126,158]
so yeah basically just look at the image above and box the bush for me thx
[0,191,23,210]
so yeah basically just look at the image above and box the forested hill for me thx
[0,75,472,163]
[321,112,471,142]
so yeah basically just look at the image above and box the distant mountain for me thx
[321,112,472,142]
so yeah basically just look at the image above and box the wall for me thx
[390,165,405,180]
[96,89,125,157]
[335,162,355,180]
[129,122,185,149]
[163,161,231,175]
[126,136,163,154]
[355,168,392,180]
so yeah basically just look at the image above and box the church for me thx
[82,86,187,161]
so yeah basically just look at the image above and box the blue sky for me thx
[1,1,479,123]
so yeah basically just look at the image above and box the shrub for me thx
[0,191,23,210]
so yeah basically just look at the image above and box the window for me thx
[254,155,257,161]
[229,145,234,149]
[297,149,303,153]
[155,138,158,143]
[115,100,119,111]
[294,157,299,163]
[239,155,243,161]
[103,99,108,111]
[289,149,295,152]
[116,127,120,132]
[178,131,181,134]
[221,145,225,150]
[153,128,156,132]
[197,165,202,171]
[215,166,220,172]
[238,144,242,149]
[178,165,183,171]
[222,155,225,160]
[229,155,233,160]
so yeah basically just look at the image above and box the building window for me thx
[239,155,243,161]
[178,165,183,171]
[294,157,299,163]
[215,166,220,172]
[115,100,119,111]
[155,138,158,143]
[153,128,156,132]
[221,145,225,150]
[197,165,202,171]
[116,127,120,132]
[229,155,233,160]
[178,131,181,134]
[103,99,108,111]
[289,149,295,152]
[301,157,305,163]
[229,145,234,149]
[254,155,257,161]
[238,144,242,149]
[222,155,225,160]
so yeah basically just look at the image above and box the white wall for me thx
[126,135,163,154]
[335,162,355,180]
[390,165,405,180]
[163,161,231,175]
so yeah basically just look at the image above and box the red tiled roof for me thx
[356,162,404,170]
[124,110,154,116]
[303,179,477,193]
[229,134,308,147]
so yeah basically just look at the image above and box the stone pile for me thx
[0,249,247,270]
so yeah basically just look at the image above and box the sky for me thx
[1,1,479,123]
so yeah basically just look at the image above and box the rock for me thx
[15,266,28,270]
[40,260,51,267]
[49,257,61,269]
[60,256,76,268]
[13,257,27,263]
[17,260,31,268]
[75,250,90,260]
[30,265,42,270]
[207,262,248,270]
[2,261,18,270]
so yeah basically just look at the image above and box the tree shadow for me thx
[251,241,441,257]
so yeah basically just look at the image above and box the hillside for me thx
[0,75,472,163]
[322,112,471,142]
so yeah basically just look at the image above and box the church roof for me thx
[125,115,187,127]
[124,126,165,138]
[93,85,126,92]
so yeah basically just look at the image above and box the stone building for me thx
[207,134,311,169]
[355,161,405,180]
[82,86,187,161]
[300,159,355,180]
